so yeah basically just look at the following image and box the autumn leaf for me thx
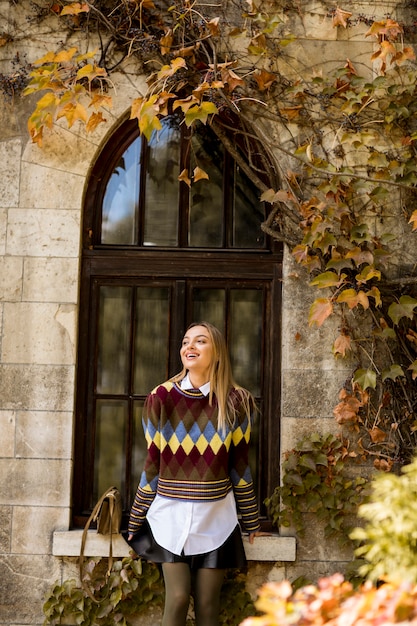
[353,368,377,390]
[178,169,191,187]
[332,7,352,28]
[408,359,417,380]
[333,389,362,424]
[355,265,381,284]
[130,95,162,141]
[368,427,386,443]
[220,68,245,92]
[160,29,173,55]
[86,111,106,133]
[388,295,417,325]
[408,209,417,231]
[367,286,382,307]
[193,166,209,182]
[345,246,374,266]
[308,298,333,327]
[60,3,89,16]
[309,271,346,289]
[54,47,79,63]
[157,57,187,80]
[253,69,277,92]
[382,364,405,382]
[89,93,112,111]
[207,17,220,37]
[184,101,218,126]
[56,101,88,127]
[332,333,351,357]
[336,288,369,310]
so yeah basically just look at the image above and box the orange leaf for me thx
[333,333,351,357]
[207,17,220,37]
[60,3,89,16]
[86,111,106,132]
[409,210,417,231]
[308,298,333,327]
[178,169,191,187]
[253,69,277,92]
[220,68,245,92]
[332,7,352,28]
[160,29,173,55]
[193,166,209,182]
[369,427,387,443]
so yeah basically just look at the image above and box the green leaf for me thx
[353,368,377,390]
[382,364,405,381]
[309,271,346,288]
[299,454,317,471]
[388,295,417,325]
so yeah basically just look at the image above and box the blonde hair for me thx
[170,321,254,432]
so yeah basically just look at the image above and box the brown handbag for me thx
[79,486,122,602]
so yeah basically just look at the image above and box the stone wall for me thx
[0,0,412,624]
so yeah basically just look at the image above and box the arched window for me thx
[73,115,282,528]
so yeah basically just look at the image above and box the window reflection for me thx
[97,287,131,394]
[102,138,141,244]
[144,122,181,246]
[189,128,224,247]
[233,164,265,248]
[95,400,127,501]
[230,289,262,395]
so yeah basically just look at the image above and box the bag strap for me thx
[79,487,118,604]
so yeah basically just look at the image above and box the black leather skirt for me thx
[124,520,246,569]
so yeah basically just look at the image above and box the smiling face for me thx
[180,325,215,384]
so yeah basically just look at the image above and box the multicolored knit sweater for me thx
[128,381,261,535]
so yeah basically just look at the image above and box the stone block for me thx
[0,458,71,506]
[0,209,6,255]
[22,129,97,177]
[12,506,71,555]
[0,364,75,411]
[0,256,23,302]
[0,410,15,457]
[6,209,81,257]
[280,416,340,455]
[295,513,354,563]
[282,368,352,418]
[0,506,12,553]
[2,302,76,365]
[22,257,79,303]
[0,139,21,208]
[16,411,73,459]
[285,559,351,586]
[0,555,61,624]
[19,163,83,209]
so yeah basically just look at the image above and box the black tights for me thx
[161,562,225,626]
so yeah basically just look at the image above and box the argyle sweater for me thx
[128,381,261,535]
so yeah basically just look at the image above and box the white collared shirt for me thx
[146,375,239,555]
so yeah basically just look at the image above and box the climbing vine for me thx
[2,0,417,466]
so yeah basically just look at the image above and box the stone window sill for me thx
[53,531,296,562]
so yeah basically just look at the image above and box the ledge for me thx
[53,531,296,562]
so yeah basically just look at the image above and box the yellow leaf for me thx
[173,95,199,113]
[60,3,89,16]
[178,169,191,187]
[193,166,209,182]
[157,57,187,80]
[184,101,218,127]
[308,298,333,327]
[332,7,352,28]
[54,47,78,63]
[33,51,57,66]
[57,101,88,127]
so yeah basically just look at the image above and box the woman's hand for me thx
[128,534,133,541]
[248,531,271,544]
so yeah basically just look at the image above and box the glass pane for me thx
[230,289,263,395]
[97,286,131,394]
[131,400,147,502]
[189,126,224,247]
[144,120,181,246]
[191,289,225,330]
[133,287,170,394]
[233,163,265,248]
[101,137,141,244]
[94,400,127,500]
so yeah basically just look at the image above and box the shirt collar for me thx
[181,373,210,396]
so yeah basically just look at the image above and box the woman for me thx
[127,322,264,626]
